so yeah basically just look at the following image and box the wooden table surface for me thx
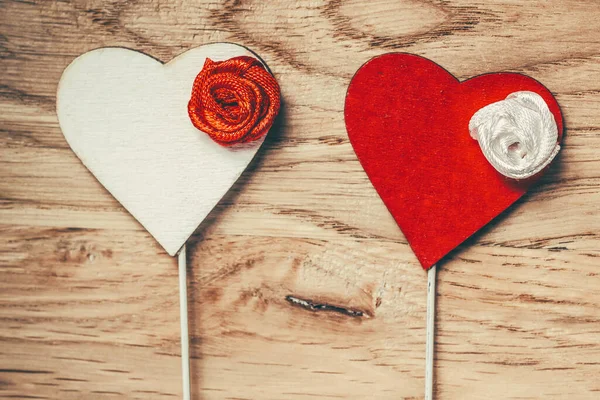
[1,1,599,399]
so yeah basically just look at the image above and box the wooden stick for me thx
[425,264,437,400]
[178,244,191,400]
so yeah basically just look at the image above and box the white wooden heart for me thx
[57,43,270,256]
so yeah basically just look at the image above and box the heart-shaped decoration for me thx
[57,44,272,256]
[345,53,563,269]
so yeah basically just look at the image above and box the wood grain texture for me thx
[1,1,599,399]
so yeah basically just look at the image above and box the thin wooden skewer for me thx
[178,244,191,400]
[425,264,437,400]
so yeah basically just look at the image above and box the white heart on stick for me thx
[57,43,270,256]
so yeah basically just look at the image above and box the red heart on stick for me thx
[345,54,563,269]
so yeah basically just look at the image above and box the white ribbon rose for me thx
[468,91,560,180]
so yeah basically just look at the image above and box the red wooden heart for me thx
[345,54,563,270]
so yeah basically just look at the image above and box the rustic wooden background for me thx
[1,0,599,399]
